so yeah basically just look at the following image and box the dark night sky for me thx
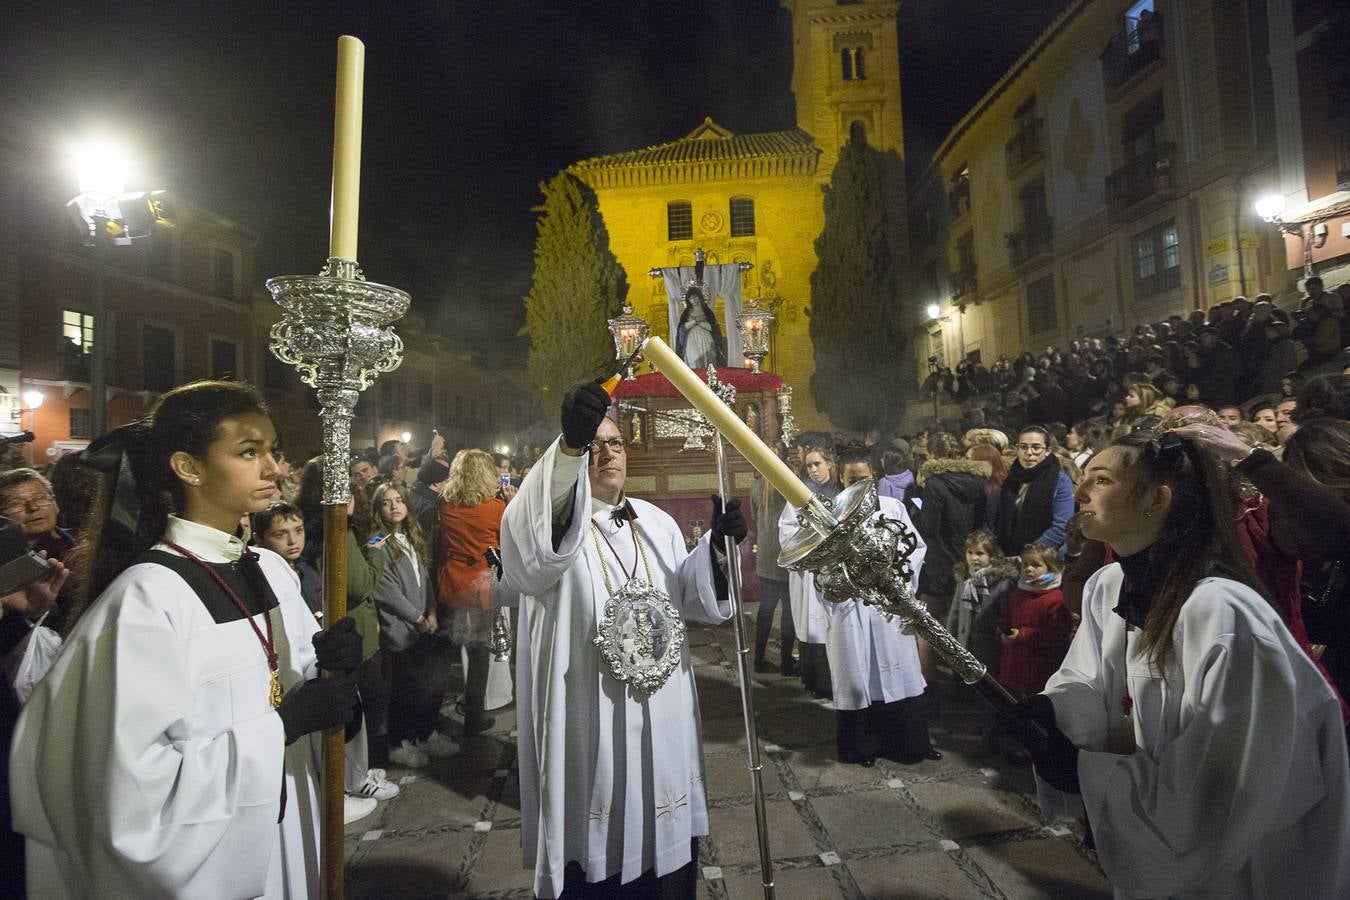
[2,0,1067,364]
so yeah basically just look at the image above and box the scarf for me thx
[996,455,1061,554]
[1112,549,1155,628]
[1017,572,1063,592]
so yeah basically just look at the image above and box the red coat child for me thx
[998,573,1072,698]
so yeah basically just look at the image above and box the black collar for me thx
[611,499,638,528]
[1112,548,1155,628]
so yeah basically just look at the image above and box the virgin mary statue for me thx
[675,286,727,369]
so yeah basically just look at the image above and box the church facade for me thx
[568,0,905,429]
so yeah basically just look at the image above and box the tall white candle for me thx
[329,36,365,260]
[642,337,811,508]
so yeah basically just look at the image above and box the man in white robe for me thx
[11,516,349,900]
[822,451,936,765]
[1041,566,1350,898]
[501,382,743,899]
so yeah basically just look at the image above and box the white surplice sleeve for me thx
[11,566,287,898]
[1042,566,1117,752]
[502,438,592,597]
[674,529,733,625]
[878,496,926,595]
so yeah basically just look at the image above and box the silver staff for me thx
[705,366,776,900]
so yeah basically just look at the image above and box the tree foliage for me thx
[808,137,912,433]
[522,171,628,405]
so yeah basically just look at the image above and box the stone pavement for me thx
[345,615,1112,899]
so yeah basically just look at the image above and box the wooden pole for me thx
[322,503,349,900]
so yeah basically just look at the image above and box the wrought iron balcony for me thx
[948,176,972,221]
[1102,12,1165,92]
[1006,218,1054,267]
[1106,143,1175,219]
[1005,119,1044,177]
[951,265,978,301]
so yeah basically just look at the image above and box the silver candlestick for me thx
[779,479,1029,716]
[266,256,409,505]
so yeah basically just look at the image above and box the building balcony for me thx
[1006,218,1054,268]
[1106,143,1175,220]
[1005,119,1044,177]
[1102,12,1165,93]
[951,265,978,302]
[948,178,972,221]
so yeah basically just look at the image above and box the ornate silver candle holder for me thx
[266,256,409,504]
[778,479,989,687]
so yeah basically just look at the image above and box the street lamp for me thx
[68,138,133,441]
[607,303,649,379]
[926,303,941,321]
[1255,192,1327,280]
[400,430,412,444]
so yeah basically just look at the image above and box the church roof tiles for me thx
[570,117,821,188]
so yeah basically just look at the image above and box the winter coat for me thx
[373,535,434,653]
[877,472,914,505]
[913,458,992,597]
[437,497,506,610]
[998,581,1072,696]
[946,556,1020,672]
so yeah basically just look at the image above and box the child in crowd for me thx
[252,502,323,620]
[370,480,458,768]
[947,530,1020,757]
[998,545,1073,735]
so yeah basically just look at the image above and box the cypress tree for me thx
[808,135,912,432]
[522,171,628,405]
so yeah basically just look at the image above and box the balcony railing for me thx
[1006,218,1054,267]
[951,265,978,301]
[1102,12,1165,92]
[948,177,972,221]
[1106,143,1175,219]
[1005,119,1044,177]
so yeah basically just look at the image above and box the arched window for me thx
[667,201,692,241]
[729,197,755,237]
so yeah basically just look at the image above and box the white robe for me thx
[1044,565,1350,899]
[778,499,831,645]
[824,496,929,711]
[501,438,733,899]
[11,517,323,900]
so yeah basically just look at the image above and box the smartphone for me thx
[366,533,387,547]
[500,473,511,489]
[0,551,54,596]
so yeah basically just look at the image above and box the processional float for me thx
[265,37,409,900]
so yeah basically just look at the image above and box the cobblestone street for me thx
[345,615,1112,899]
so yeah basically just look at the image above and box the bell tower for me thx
[782,0,904,172]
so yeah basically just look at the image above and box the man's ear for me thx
[169,450,202,487]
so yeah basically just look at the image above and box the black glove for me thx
[311,617,362,674]
[1001,693,1081,794]
[710,496,747,547]
[560,380,611,451]
[277,673,359,745]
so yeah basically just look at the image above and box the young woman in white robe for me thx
[1012,431,1350,898]
[11,381,361,900]
[825,452,938,766]
[501,388,743,900]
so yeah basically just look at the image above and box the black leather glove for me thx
[710,496,747,546]
[277,673,359,745]
[560,380,611,451]
[1001,693,1081,794]
[311,616,362,674]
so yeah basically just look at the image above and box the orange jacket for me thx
[436,497,506,610]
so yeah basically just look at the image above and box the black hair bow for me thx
[1144,431,1185,465]
[79,422,151,553]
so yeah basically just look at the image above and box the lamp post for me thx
[1255,192,1327,280]
[21,389,43,466]
[70,141,130,440]
[735,298,775,372]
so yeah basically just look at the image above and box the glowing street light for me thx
[926,303,941,321]
[21,390,44,410]
[1254,193,1286,223]
[400,430,412,444]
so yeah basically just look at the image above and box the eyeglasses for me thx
[1016,443,1047,452]
[588,438,627,455]
[1,493,54,516]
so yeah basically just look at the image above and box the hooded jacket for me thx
[913,457,992,597]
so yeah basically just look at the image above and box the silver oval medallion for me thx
[593,579,686,697]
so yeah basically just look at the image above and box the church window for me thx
[667,202,692,241]
[841,47,866,81]
[729,197,755,237]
